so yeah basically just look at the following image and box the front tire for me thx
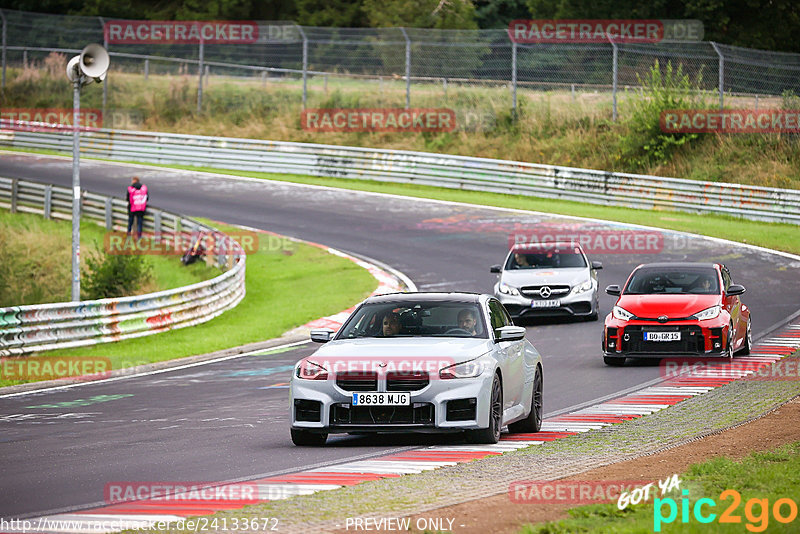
[465,373,503,444]
[291,428,327,446]
[604,356,626,366]
[508,367,542,433]
[738,321,752,355]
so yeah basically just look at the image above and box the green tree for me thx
[363,0,478,29]
[474,0,531,28]
[296,0,368,27]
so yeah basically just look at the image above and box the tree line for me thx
[1,0,798,53]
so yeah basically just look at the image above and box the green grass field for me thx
[0,208,217,306]
[521,440,800,533]
[0,217,378,387]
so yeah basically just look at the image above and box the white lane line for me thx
[0,340,310,399]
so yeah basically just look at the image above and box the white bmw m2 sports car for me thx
[290,292,543,446]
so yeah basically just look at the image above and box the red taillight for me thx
[296,360,328,380]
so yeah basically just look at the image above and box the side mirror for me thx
[490,265,501,273]
[496,325,526,342]
[310,329,334,343]
[605,285,621,296]
[726,284,746,296]
[591,261,603,270]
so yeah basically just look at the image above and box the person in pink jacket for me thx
[126,176,148,239]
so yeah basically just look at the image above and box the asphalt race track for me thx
[1,153,799,519]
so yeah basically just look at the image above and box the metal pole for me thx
[1,10,6,89]
[511,41,517,113]
[710,42,724,109]
[99,17,108,126]
[296,26,308,109]
[610,38,618,121]
[71,79,81,302]
[400,27,410,109]
[197,39,204,114]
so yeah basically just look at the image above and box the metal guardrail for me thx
[0,175,246,356]
[2,125,799,225]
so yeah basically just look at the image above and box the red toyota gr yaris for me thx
[602,262,752,366]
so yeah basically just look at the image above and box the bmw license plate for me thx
[352,392,410,406]
[531,300,561,308]
[645,332,681,342]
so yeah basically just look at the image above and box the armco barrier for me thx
[0,176,246,356]
[2,125,799,224]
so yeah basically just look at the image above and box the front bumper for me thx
[603,317,730,358]
[496,289,596,319]
[290,370,495,434]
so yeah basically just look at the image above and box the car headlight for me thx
[498,283,520,296]
[612,305,634,321]
[571,279,594,295]
[693,305,721,321]
[296,360,328,380]
[440,355,491,380]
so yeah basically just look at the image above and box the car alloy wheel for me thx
[466,373,503,444]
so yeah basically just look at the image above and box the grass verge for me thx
[521,440,800,533]
[0,207,217,306]
[0,219,378,387]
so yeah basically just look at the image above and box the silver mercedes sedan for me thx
[290,293,543,446]
[491,242,602,321]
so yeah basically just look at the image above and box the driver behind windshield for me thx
[457,309,478,336]
[381,312,402,336]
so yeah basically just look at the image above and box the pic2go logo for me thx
[654,489,798,532]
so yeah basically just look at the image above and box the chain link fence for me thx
[2,8,800,129]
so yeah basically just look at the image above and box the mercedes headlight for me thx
[498,283,520,296]
[571,279,594,295]
[693,305,721,321]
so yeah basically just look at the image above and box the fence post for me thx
[154,210,162,244]
[609,37,618,121]
[104,197,113,230]
[296,25,308,109]
[197,39,204,114]
[44,185,52,219]
[710,42,724,109]
[23,49,27,68]
[10,177,17,213]
[511,41,518,114]
[1,10,6,89]
[99,17,108,126]
[144,58,149,81]
[400,27,410,109]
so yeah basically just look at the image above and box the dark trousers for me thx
[127,212,144,238]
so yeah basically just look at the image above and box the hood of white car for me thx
[500,267,588,288]
[309,336,493,366]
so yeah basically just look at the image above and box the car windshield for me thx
[337,302,488,339]
[505,247,586,269]
[624,268,720,295]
